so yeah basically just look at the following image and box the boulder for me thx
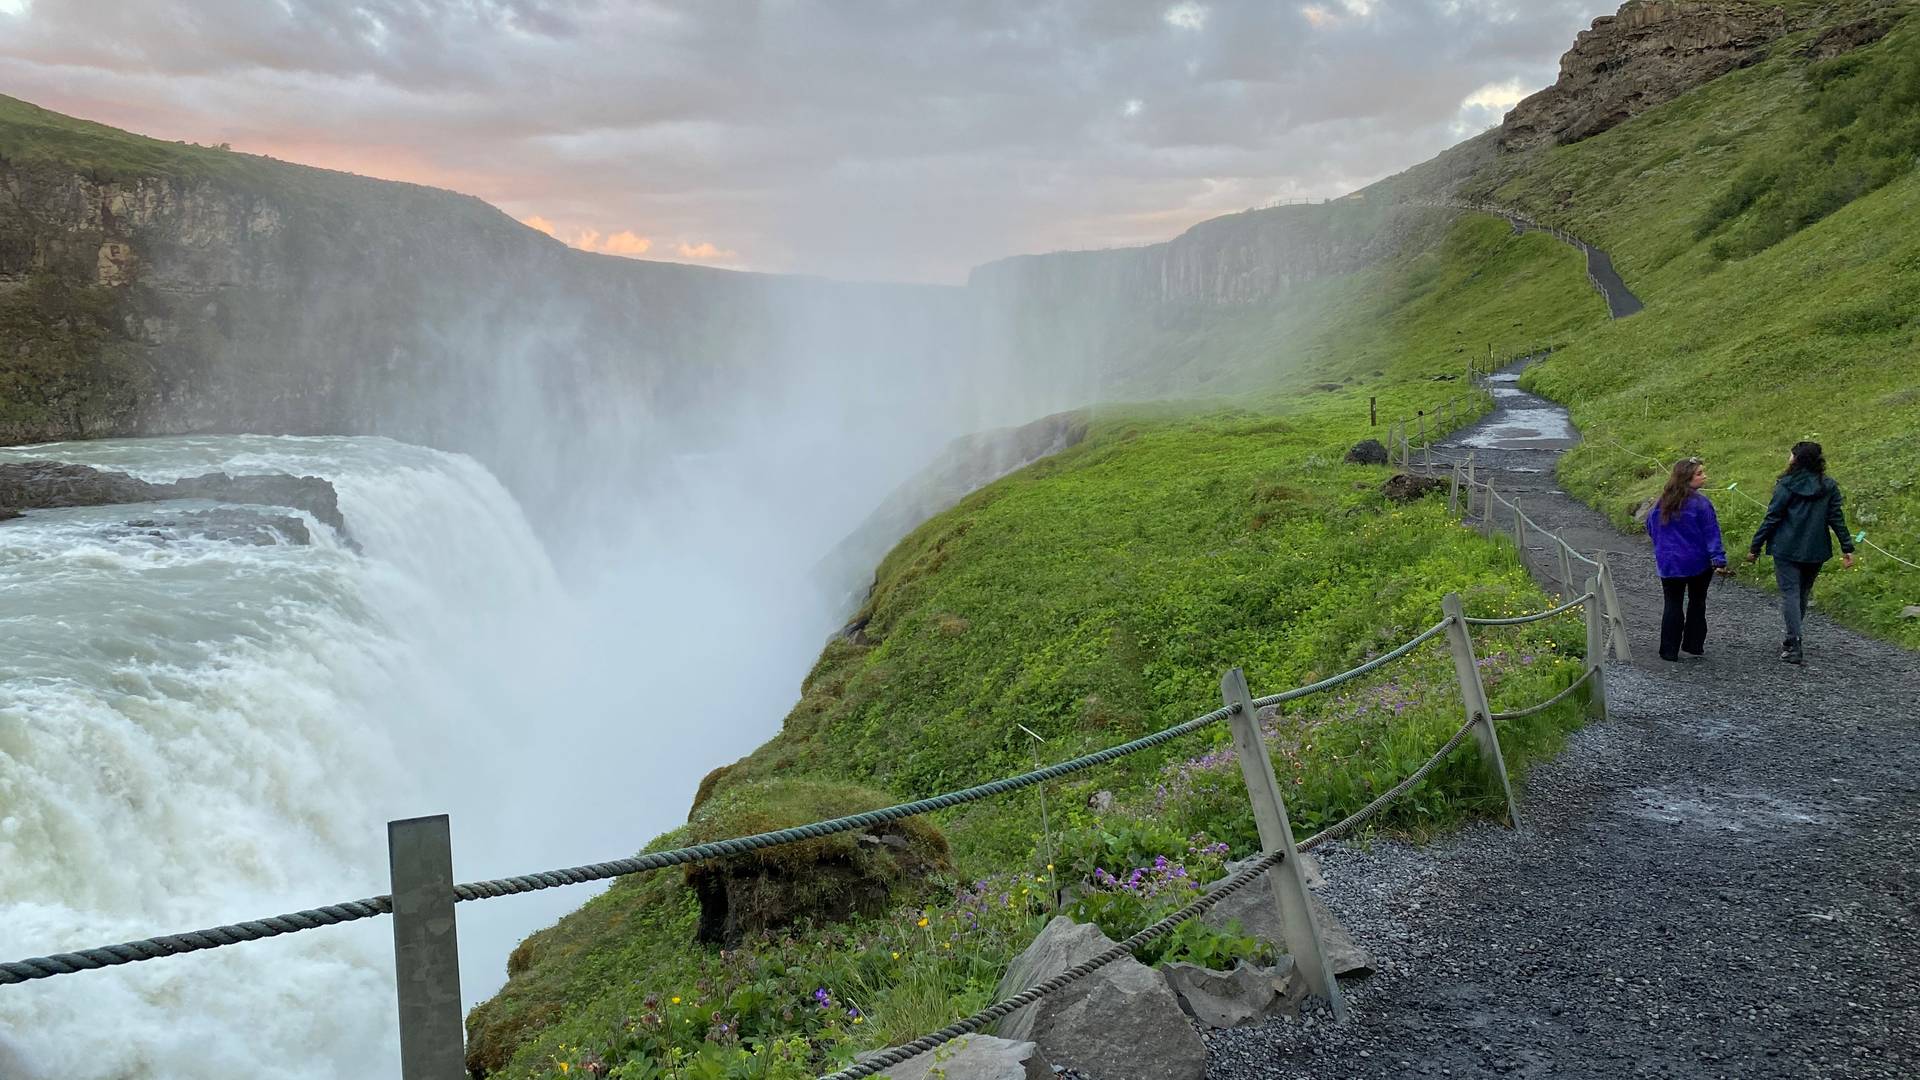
[1344,439,1389,465]
[1198,865,1373,980]
[1161,959,1300,1029]
[1901,606,1920,620]
[1085,790,1114,814]
[1382,473,1445,502]
[683,779,951,947]
[995,917,1205,1080]
[864,1035,1048,1080]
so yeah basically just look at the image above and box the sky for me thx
[0,0,1604,283]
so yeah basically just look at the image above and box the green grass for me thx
[466,210,1606,1077]
[1491,9,1920,646]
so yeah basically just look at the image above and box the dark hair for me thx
[1783,440,1826,477]
[1657,457,1703,524]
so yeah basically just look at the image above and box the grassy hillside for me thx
[1491,10,1920,646]
[466,215,1607,1077]
[478,6,1919,1075]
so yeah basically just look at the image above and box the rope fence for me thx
[0,383,1627,1080]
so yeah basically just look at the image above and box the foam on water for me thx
[0,436,567,1079]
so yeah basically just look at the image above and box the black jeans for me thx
[1659,570,1713,660]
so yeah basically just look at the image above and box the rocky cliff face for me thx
[967,199,1421,309]
[1501,1,1803,152]
[0,100,983,493]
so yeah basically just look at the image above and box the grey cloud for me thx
[0,0,1603,281]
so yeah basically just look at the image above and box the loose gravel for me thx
[1204,368,1920,1079]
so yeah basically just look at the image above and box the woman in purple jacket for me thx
[1645,457,1730,661]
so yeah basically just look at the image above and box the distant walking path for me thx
[1206,362,1919,1080]
[1419,200,1645,318]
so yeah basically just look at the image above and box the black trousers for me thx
[1659,570,1713,659]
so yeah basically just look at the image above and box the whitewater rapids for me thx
[0,434,834,1079]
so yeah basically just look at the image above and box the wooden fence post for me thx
[1370,397,1377,427]
[389,815,465,1080]
[1597,555,1632,662]
[1583,577,1609,722]
[1440,595,1519,827]
[1558,540,1575,597]
[1448,462,1460,516]
[1512,499,1526,558]
[1219,669,1348,1018]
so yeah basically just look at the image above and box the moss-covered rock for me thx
[683,778,951,947]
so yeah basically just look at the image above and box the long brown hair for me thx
[1656,458,1703,524]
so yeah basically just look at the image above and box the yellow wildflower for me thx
[917,916,929,928]
[891,951,900,960]
[670,996,680,1005]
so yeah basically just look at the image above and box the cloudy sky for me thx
[0,0,1603,282]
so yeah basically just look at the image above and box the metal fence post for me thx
[1439,596,1520,828]
[1219,669,1347,1019]
[1596,555,1633,662]
[1582,578,1609,722]
[389,815,465,1080]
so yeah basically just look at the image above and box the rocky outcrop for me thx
[0,460,347,538]
[862,1035,1049,1080]
[969,200,1442,308]
[994,917,1206,1080]
[1344,439,1390,465]
[1500,1,1798,152]
[1382,473,1447,502]
[1161,959,1303,1029]
[682,779,953,948]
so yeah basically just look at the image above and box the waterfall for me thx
[0,436,579,1079]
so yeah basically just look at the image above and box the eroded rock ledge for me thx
[0,459,350,543]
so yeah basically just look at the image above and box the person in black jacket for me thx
[1746,441,1855,664]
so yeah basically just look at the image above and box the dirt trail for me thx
[1206,362,1920,1080]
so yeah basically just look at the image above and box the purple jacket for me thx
[1646,492,1727,578]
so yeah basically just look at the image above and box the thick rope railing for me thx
[1252,618,1452,708]
[449,704,1240,901]
[832,712,1483,1079]
[1297,716,1478,852]
[1,704,1244,986]
[1489,667,1597,722]
[818,849,1287,1080]
[1463,592,1593,626]
[0,897,394,985]
[0,611,1484,984]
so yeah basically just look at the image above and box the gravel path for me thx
[1205,362,1920,1079]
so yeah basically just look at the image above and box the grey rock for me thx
[1163,959,1299,1029]
[1900,606,1920,620]
[1199,865,1373,979]
[1344,439,1389,465]
[1085,790,1114,814]
[996,917,1205,1080]
[864,1034,1048,1080]
[0,461,351,544]
[1382,473,1446,502]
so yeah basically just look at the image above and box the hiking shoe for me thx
[1781,639,1804,665]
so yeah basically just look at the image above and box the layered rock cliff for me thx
[1499,1,1896,152]
[0,95,981,487]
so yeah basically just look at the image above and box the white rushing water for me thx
[0,434,843,1079]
